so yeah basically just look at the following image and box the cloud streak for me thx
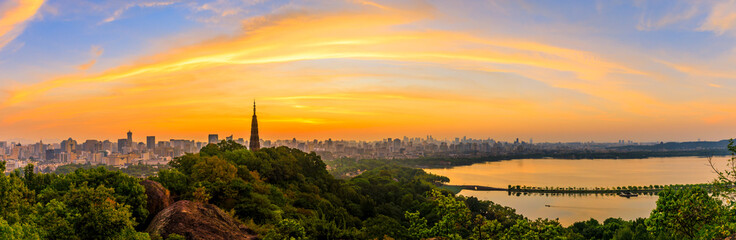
[1,0,735,141]
[636,0,736,36]
[3,3,642,106]
[0,0,43,52]
[100,1,174,24]
[76,45,104,70]
[699,0,736,35]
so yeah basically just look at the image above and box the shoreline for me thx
[413,150,731,169]
[441,183,717,195]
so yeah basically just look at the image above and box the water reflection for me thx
[424,156,731,225]
[464,190,657,225]
[425,156,730,188]
[506,191,658,197]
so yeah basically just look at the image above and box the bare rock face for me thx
[145,200,258,240]
[140,180,173,227]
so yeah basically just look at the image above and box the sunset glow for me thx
[1,0,735,142]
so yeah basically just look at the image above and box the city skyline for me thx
[0,129,713,146]
[2,0,736,142]
[2,124,728,174]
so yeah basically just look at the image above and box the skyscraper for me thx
[249,101,260,151]
[117,139,127,153]
[208,134,218,144]
[147,136,155,149]
[61,138,77,153]
[127,130,133,146]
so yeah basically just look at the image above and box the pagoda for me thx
[249,101,260,151]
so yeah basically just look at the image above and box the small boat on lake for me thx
[544,204,551,207]
[618,192,638,198]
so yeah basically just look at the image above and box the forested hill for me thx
[609,139,730,151]
[2,140,736,239]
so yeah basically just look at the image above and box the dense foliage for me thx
[50,163,169,177]
[156,141,736,240]
[151,141,591,239]
[2,139,736,239]
[0,162,150,239]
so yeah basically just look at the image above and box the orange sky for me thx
[0,0,735,143]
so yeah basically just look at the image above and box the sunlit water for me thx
[423,156,731,225]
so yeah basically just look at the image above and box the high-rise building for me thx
[147,136,155,149]
[102,140,113,152]
[61,138,77,153]
[45,149,56,161]
[82,140,100,152]
[249,101,260,151]
[117,139,127,153]
[208,134,218,144]
[127,130,133,147]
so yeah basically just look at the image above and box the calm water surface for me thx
[423,156,731,225]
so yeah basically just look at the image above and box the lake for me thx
[423,156,731,225]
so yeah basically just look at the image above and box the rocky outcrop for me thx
[140,180,172,228]
[145,200,258,240]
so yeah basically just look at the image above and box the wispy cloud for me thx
[637,3,699,31]
[635,0,736,36]
[0,0,44,52]
[100,1,174,24]
[0,1,633,139]
[76,45,104,70]
[2,0,736,141]
[3,4,642,106]
[76,59,97,70]
[698,0,736,35]
[188,0,266,23]
[90,44,104,57]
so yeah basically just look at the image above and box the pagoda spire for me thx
[249,100,260,151]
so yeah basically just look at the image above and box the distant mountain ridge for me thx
[609,139,731,151]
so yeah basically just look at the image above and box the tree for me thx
[404,189,511,240]
[217,140,246,152]
[50,167,149,228]
[32,199,74,239]
[0,218,41,240]
[710,139,736,203]
[646,187,729,239]
[152,169,190,198]
[429,189,472,237]
[192,185,211,203]
[501,219,567,240]
[22,164,35,190]
[191,156,237,183]
[264,219,306,240]
[62,184,140,240]
[405,211,432,240]
[361,214,408,239]
[0,164,34,224]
